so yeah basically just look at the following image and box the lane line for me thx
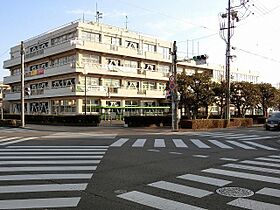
[148,181,213,198]
[132,139,146,147]
[208,140,233,149]
[177,173,232,186]
[0,197,81,209]
[0,160,101,165]
[110,138,129,147]
[147,149,160,152]
[0,155,103,160]
[0,166,97,172]
[193,155,209,158]
[154,139,165,148]
[0,137,21,143]
[244,142,277,150]
[226,141,256,150]
[227,198,280,210]
[256,187,280,198]
[0,183,88,193]
[241,160,280,168]
[223,163,280,175]
[202,168,280,184]
[0,173,93,181]
[190,139,210,148]
[172,139,188,148]
[117,191,206,210]
[0,137,38,146]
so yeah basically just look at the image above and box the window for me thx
[125,100,139,107]
[111,37,121,46]
[127,81,139,89]
[51,31,77,46]
[125,40,139,49]
[124,60,138,68]
[143,81,156,90]
[144,64,156,71]
[158,46,170,59]
[81,31,101,42]
[143,43,156,52]
[107,58,121,66]
[103,79,120,87]
[52,78,75,89]
[51,55,76,67]
[52,99,76,114]
[83,99,100,113]
[82,54,100,66]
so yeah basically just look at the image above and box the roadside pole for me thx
[171,41,178,132]
[20,41,25,128]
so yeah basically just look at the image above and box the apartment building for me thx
[3,20,259,118]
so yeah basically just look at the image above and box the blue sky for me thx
[1,0,280,84]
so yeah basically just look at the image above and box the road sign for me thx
[169,83,175,91]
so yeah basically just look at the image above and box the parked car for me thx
[265,111,280,130]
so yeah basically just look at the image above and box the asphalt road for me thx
[0,126,279,210]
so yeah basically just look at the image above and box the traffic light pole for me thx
[20,41,25,128]
[171,41,179,132]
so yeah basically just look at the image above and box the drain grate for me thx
[216,187,254,198]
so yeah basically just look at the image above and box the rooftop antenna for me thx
[125,15,128,30]
[82,13,85,23]
[95,2,103,24]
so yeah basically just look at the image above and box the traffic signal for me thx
[193,54,208,65]
[25,87,31,96]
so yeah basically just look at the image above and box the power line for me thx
[235,47,280,64]
[0,49,9,59]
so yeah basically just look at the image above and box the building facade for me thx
[3,20,259,119]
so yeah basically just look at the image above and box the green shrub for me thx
[0,119,21,127]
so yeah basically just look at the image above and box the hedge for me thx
[0,119,21,127]
[179,118,253,129]
[124,116,172,127]
[3,114,101,126]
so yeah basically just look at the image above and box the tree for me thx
[230,82,260,117]
[256,83,277,117]
[272,88,280,111]
[212,80,227,118]
[177,71,215,119]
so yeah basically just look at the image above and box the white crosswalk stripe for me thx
[118,154,280,209]
[109,138,276,150]
[0,145,108,209]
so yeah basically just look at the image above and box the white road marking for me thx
[177,173,231,186]
[154,139,165,148]
[0,137,21,143]
[0,173,93,181]
[227,198,280,210]
[226,141,256,150]
[169,152,182,155]
[0,152,106,155]
[244,142,277,150]
[0,160,100,165]
[241,160,280,168]
[193,155,209,158]
[0,197,81,209]
[172,139,188,148]
[226,135,259,139]
[0,148,107,151]
[270,155,280,159]
[0,137,38,146]
[190,139,210,148]
[0,136,7,139]
[0,155,103,159]
[132,139,146,147]
[256,187,280,198]
[7,145,109,148]
[238,136,273,141]
[0,183,88,193]
[256,157,280,162]
[208,140,233,149]
[223,163,280,175]
[147,149,160,152]
[117,191,206,210]
[0,166,97,172]
[202,168,280,184]
[148,181,213,198]
[220,158,239,161]
[110,138,129,147]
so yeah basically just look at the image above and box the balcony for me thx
[3,64,76,84]
[4,92,20,101]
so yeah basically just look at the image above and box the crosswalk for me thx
[110,138,278,151]
[0,145,108,209]
[117,153,280,209]
[193,131,277,141]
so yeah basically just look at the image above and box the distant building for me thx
[2,20,259,118]
[0,82,10,114]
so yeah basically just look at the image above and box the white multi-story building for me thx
[2,20,259,119]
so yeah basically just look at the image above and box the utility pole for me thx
[219,0,252,124]
[171,41,178,132]
[20,41,25,128]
